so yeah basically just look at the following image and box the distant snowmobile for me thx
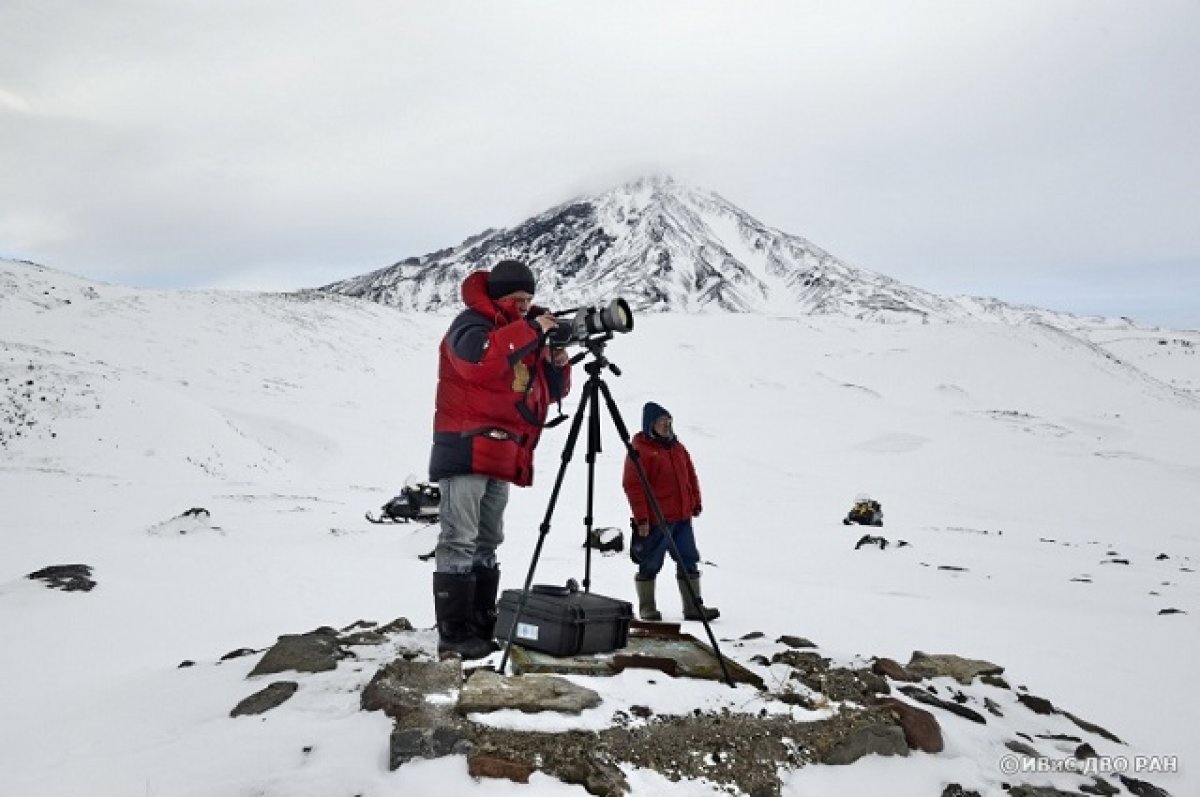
[366,481,441,524]
[843,494,884,527]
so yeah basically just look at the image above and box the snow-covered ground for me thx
[1,259,1197,796]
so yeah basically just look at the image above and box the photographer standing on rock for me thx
[428,260,572,659]
[623,402,719,623]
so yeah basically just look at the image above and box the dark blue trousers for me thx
[632,520,700,579]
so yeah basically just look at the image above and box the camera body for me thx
[544,298,634,347]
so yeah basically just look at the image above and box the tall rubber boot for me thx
[635,576,662,621]
[678,573,720,621]
[432,572,494,660]
[471,565,502,651]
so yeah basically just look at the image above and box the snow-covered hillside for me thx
[2,258,1197,796]
[320,176,1119,330]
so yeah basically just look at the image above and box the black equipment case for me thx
[497,584,633,657]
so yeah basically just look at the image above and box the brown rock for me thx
[872,657,920,682]
[468,754,534,783]
[876,697,944,753]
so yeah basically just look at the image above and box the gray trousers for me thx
[435,474,510,573]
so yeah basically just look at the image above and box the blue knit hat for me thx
[641,401,672,438]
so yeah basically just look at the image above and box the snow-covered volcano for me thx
[321,176,1080,324]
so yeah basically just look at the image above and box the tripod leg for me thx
[595,379,737,688]
[496,378,593,675]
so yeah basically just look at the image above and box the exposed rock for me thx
[220,648,258,661]
[1017,693,1057,715]
[1080,776,1119,795]
[1157,608,1186,615]
[230,681,298,717]
[1075,742,1097,759]
[872,657,920,682]
[457,669,602,715]
[1117,774,1171,797]
[26,564,95,592]
[362,657,462,719]
[898,685,987,724]
[822,723,909,765]
[378,617,416,633]
[777,635,817,649]
[771,649,830,671]
[941,786,983,797]
[1005,738,1042,758]
[875,696,944,753]
[248,628,347,677]
[467,753,535,783]
[390,725,474,769]
[905,651,1004,684]
[1063,711,1123,744]
[1009,787,1087,797]
[984,697,1004,717]
[798,666,889,704]
[981,674,1011,689]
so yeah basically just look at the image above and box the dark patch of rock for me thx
[823,723,909,765]
[378,617,415,633]
[1009,787,1087,797]
[1075,742,1097,759]
[390,726,474,769]
[1005,738,1042,758]
[1157,608,1186,615]
[178,660,195,668]
[249,628,347,677]
[26,564,95,592]
[776,635,816,649]
[1117,774,1171,797]
[220,648,258,661]
[1079,776,1119,795]
[941,785,983,797]
[361,658,462,719]
[898,685,987,724]
[1063,711,1123,744]
[230,681,299,717]
[1017,693,1057,715]
[981,674,1011,689]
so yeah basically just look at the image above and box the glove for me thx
[693,505,702,517]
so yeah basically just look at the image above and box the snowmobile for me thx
[843,494,884,527]
[366,481,441,524]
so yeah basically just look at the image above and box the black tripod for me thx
[497,335,734,687]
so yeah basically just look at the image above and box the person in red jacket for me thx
[428,260,571,659]
[622,401,719,622]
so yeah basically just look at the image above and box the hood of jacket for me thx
[641,401,675,441]
[461,270,524,324]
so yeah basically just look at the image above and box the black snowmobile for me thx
[366,482,441,524]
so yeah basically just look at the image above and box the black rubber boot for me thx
[471,565,502,651]
[433,572,494,660]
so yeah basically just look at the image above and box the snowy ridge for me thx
[321,176,1109,328]
[2,257,1198,796]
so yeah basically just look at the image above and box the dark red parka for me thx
[429,271,571,487]
[623,430,703,525]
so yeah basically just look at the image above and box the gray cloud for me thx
[2,0,1197,327]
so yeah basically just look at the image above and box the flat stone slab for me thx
[457,669,601,715]
[906,651,1004,685]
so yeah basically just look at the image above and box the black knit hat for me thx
[487,260,536,299]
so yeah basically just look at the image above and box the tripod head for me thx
[567,332,623,377]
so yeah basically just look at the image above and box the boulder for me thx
[876,697,944,753]
[230,681,298,717]
[823,723,909,765]
[905,651,1004,684]
[249,629,346,677]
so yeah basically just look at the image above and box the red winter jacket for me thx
[622,432,703,525]
[429,271,571,487]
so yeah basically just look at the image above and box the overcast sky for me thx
[2,1,1198,328]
